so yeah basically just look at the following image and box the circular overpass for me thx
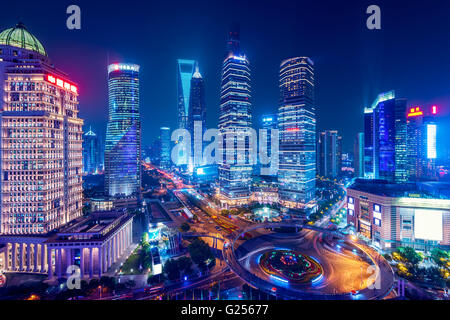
[223,223,394,300]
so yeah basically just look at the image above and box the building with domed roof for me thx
[0,23,86,277]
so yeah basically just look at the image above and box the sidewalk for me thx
[104,242,139,277]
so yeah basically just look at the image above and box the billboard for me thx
[414,209,443,241]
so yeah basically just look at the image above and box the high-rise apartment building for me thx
[278,57,316,208]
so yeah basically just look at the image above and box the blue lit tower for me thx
[260,114,278,176]
[278,57,316,208]
[354,132,365,178]
[105,63,141,198]
[364,91,407,182]
[218,25,253,206]
[159,127,171,169]
[177,59,197,130]
[83,127,101,174]
[188,63,207,170]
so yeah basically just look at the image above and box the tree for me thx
[180,222,190,232]
[400,247,423,266]
[430,248,449,267]
[177,256,193,275]
[164,259,180,281]
[188,239,215,269]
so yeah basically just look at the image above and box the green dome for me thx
[0,22,46,56]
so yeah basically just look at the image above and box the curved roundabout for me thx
[223,223,395,300]
[259,250,323,284]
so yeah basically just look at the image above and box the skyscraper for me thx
[260,114,278,176]
[188,63,206,171]
[160,127,171,169]
[83,127,102,174]
[317,130,342,178]
[104,63,141,199]
[354,132,365,178]
[278,57,316,208]
[406,106,438,180]
[218,25,253,207]
[177,59,197,130]
[364,91,407,183]
[0,23,83,234]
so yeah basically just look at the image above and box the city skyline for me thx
[1,0,449,154]
[1,1,450,303]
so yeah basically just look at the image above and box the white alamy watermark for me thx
[170,121,279,175]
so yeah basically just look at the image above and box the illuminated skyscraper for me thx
[160,127,171,169]
[188,63,206,170]
[364,91,407,183]
[317,130,342,179]
[278,57,316,208]
[177,59,196,130]
[354,132,365,178]
[218,25,253,207]
[105,63,141,199]
[0,23,83,234]
[406,106,438,180]
[259,114,278,176]
[83,127,102,174]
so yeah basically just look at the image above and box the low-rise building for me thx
[0,211,133,279]
[347,179,450,251]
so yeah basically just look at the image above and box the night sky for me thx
[2,0,450,155]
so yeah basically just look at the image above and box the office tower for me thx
[278,57,316,208]
[160,127,171,169]
[177,59,197,130]
[176,59,196,167]
[0,23,83,234]
[188,63,206,170]
[260,114,278,176]
[354,132,365,178]
[364,91,407,182]
[407,106,438,180]
[218,25,253,207]
[317,130,342,178]
[83,127,102,174]
[104,63,141,199]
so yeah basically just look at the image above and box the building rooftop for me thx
[348,179,450,200]
[0,22,46,56]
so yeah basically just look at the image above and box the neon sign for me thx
[407,106,423,117]
[46,74,78,94]
[432,105,438,115]
[287,127,300,132]
[427,124,437,159]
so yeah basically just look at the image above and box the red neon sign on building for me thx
[46,74,78,94]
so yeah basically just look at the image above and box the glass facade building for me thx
[406,106,438,180]
[278,57,316,208]
[188,64,206,170]
[104,63,141,198]
[317,130,342,179]
[354,132,365,178]
[177,59,196,130]
[364,91,407,183]
[160,127,171,169]
[218,26,253,206]
[82,127,102,174]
